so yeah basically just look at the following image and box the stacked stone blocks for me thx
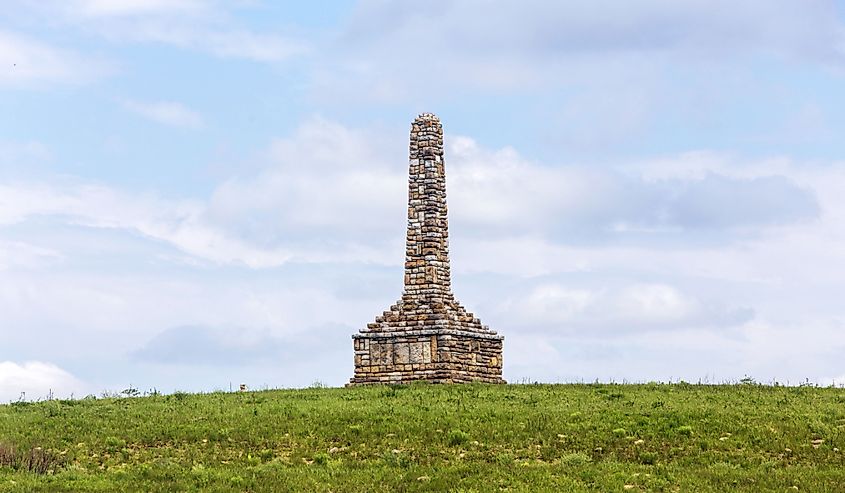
[349,113,504,385]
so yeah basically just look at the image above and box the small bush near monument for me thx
[1,383,845,491]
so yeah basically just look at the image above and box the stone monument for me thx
[349,113,504,385]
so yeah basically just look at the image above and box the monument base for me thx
[348,329,504,385]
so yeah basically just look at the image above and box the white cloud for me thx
[521,284,596,323]
[498,281,750,334]
[616,284,698,322]
[98,22,306,62]
[344,0,843,59]
[0,181,292,268]
[2,0,845,391]
[0,240,62,270]
[0,118,825,268]
[1,118,845,388]
[207,117,405,246]
[122,99,204,128]
[312,0,845,103]
[20,0,307,62]
[447,136,818,239]
[0,361,88,401]
[69,0,206,18]
[307,1,845,156]
[0,30,112,86]
[505,334,562,375]
[195,29,306,63]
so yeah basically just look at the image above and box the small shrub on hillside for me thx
[191,464,212,487]
[495,452,515,465]
[121,386,140,397]
[172,391,188,401]
[677,425,694,436]
[380,385,404,398]
[448,429,470,446]
[639,451,659,465]
[559,452,592,466]
[104,436,126,451]
[381,450,411,468]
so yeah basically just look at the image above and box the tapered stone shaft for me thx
[404,113,451,296]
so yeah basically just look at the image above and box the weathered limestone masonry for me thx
[349,113,504,385]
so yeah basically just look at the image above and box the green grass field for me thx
[2,383,845,492]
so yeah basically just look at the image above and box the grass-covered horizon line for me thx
[7,375,845,405]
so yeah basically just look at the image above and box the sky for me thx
[2,0,845,400]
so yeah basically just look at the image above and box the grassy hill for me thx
[1,383,844,492]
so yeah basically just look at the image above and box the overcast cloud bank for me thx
[2,1,845,397]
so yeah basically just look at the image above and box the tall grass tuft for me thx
[0,442,15,468]
[0,442,64,474]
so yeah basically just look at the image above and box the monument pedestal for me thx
[350,330,503,385]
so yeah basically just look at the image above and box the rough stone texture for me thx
[349,113,504,385]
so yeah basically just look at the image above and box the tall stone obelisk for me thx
[349,113,504,385]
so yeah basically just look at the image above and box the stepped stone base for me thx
[349,329,504,385]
